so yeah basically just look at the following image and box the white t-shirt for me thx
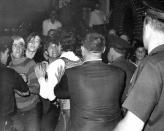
[42,19,62,36]
[89,9,106,27]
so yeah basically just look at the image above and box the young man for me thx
[40,38,61,131]
[9,36,41,131]
[42,9,62,36]
[114,0,164,131]
[0,36,29,130]
[36,30,82,131]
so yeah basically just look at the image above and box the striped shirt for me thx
[9,57,40,111]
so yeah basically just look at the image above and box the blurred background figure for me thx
[89,2,107,35]
[42,9,62,36]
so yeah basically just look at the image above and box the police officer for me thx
[114,0,164,131]
[107,36,136,103]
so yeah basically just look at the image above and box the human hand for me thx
[35,64,46,79]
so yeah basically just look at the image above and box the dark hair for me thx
[82,32,105,53]
[26,32,41,43]
[60,30,76,52]
[0,36,13,53]
[44,38,60,51]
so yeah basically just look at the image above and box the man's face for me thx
[135,47,146,60]
[47,43,61,59]
[107,47,116,63]
[1,48,9,65]
[50,11,57,22]
[27,36,40,52]
[12,41,25,59]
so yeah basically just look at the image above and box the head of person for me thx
[135,45,146,61]
[0,36,13,65]
[94,2,101,10]
[60,29,76,52]
[81,32,105,60]
[44,38,61,60]
[120,33,130,43]
[11,36,25,59]
[49,9,58,23]
[108,29,117,36]
[107,36,130,63]
[142,0,164,52]
[26,32,41,52]
[47,29,61,40]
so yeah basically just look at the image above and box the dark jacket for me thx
[0,64,29,117]
[55,60,125,131]
[111,56,136,103]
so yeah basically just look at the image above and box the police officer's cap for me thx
[109,36,131,53]
[143,0,164,22]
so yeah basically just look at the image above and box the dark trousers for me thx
[12,102,42,131]
[40,99,60,131]
[0,117,14,131]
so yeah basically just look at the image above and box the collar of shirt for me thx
[60,51,80,61]
[83,59,102,63]
[149,44,164,56]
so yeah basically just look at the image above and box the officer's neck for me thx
[147,33,164,54]
[84,53,102,62]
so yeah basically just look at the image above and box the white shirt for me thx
[38,51,81,101]
[38,59,65,101]
[89,9,106,27]
[42,19,62,36]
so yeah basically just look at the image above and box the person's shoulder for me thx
[65,63,83,73]
[48,59,65,69]
[108,64,125,74]
[1,66,18,76]
[43,19,50,24]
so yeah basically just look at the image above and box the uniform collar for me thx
[83,59,102,64]
[149,44,164,56]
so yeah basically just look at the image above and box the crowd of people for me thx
[1,0,164,131]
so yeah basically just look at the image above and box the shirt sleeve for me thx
[123,61,162,122]
[38,59,65,101]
